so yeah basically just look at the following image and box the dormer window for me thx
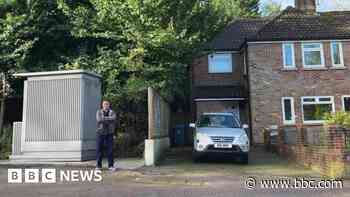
[208,53,232,73]
[302,43,325,69]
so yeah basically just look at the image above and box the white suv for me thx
[190,113,250,164]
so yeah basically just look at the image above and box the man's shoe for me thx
[95,167,102,171]
[108,166,117,172]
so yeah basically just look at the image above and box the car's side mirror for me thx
[242,124,249,129]
[189,123,196,128]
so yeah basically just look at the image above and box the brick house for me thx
[191,0,350,144]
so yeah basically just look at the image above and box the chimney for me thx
[295,0,316,14]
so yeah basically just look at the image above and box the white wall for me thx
[144,137,170,166]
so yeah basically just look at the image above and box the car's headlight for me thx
[236,134,249,145]
[237,134,249,152]
[196,133,210,144]
[195,133,210,151]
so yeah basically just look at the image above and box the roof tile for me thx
[205,18,270,51]
[206,7,350,50]
[252,7,350,41]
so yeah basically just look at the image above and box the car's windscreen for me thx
[198,115,239,128]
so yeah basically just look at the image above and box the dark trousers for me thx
[96,133,114,168]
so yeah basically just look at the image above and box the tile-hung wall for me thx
[190,52,249,122]
[248,40,350,144]
[192,52,245,86]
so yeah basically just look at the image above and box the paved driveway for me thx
[1,147,349,197]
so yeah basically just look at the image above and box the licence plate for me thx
[214,143,232,148]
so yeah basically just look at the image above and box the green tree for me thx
[57,0,260,110]
[0,0,261,127]
[0,0,79,130]
[0,0,260,154]
[0,1,33,131]
[261,0,282,16]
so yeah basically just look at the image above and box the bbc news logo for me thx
[8,168,102,183]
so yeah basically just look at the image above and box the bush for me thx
[113,119,147,158]
[324,112,350,151]
[324,112,350,128]
[327,161,346,179]
[0,125,12,159]
[112,111,147,158]
[114,132,145,158]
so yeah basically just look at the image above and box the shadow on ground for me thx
[110,146,319,187]
[145,146,317,177]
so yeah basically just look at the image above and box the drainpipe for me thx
[244,41,254,145]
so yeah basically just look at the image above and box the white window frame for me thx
[301,96,335,124]
[302,43,325,69]
[282,43,296,69]
[330,41,345,68]
[208,53,232,73]
[281,97,295,125]
[342,95,350,112]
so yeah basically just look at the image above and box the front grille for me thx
[207,145,241,152]
[210,136,234,143]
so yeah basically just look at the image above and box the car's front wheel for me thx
[192,151,201,163]
[239,153,249,164]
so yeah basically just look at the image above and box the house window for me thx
[282,97,295,125]
[301,96,335,124]
[302,43,325,68]
[342,96,350,112]
[208,53,232,73]
[331,41,344,67]
[282,43,295,68]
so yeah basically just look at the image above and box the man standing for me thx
[96,100,117,171]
